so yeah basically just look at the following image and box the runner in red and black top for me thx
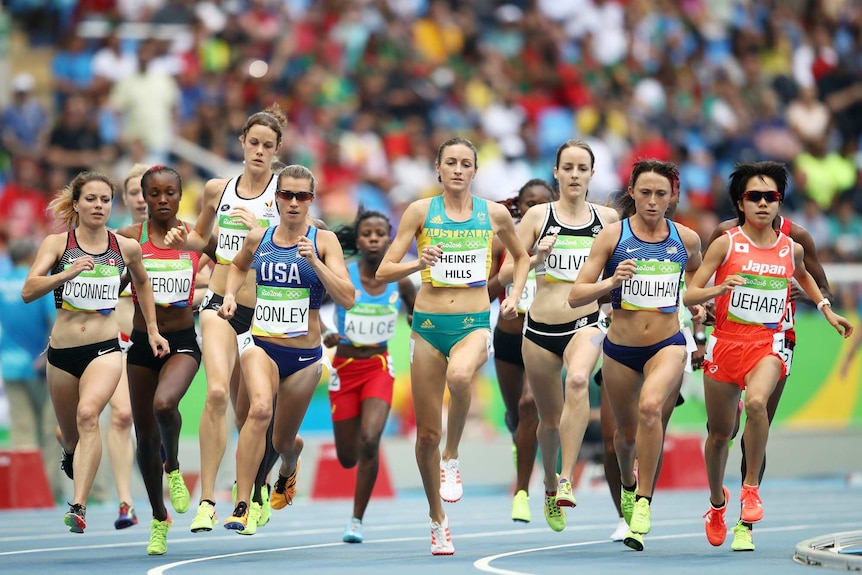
[117,165,203,556]
[706,189,833,547]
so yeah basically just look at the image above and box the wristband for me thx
[694,331,707,345]
[817,298,831,312]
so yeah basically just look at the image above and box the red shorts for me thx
[702,330,787,389]
[328,353,394,422]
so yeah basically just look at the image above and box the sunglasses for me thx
[276,190,314,202]
[741,190,782,203]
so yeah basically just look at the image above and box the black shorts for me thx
[200,289,254,334]
[126,328,201,371]
[523,310,601,358]
[47,338,122,378]
[493,327,524,367]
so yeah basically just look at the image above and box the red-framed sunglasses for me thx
[276,190,314,202]
[741,190,782,203]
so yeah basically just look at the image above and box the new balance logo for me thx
[431,215,443,224]
[546,226,561,235]
[421,318,435,329]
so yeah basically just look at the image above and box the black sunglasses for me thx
[276,190,314,202]
[741,190,782,203]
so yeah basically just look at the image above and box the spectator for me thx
[1,73,49,158]
[46,94,111,180]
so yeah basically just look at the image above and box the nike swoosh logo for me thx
[177,349,194,353]
[142,253,154,258]
[97,348,115,356]
[625,247,641,253]
[259,251,274,257]
[298,356,316,361]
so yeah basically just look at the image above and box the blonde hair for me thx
[278,164,317,193]
[124,163,149,195]
[48,171,117,229]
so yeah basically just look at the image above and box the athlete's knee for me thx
[358,433,381,461]
[415,426,441,452]
[517,396,538,425]
[564,370,590,396]
[204,385,231,412]
[743,395,768,420]
[76,404,101,433]
[244,398,273,426]
[110,406,133,431]
[638,398,663,427]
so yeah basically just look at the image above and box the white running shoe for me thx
[430,515,455,555]
[610,517,628,541]
[439,459,463,503]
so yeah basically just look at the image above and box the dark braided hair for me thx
[499,178,557,219]
[334,207,392,256]
[140,164,183,193]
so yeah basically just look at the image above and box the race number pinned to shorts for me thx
[772,332,793,376]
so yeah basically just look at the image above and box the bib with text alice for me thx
[62,264,120,314]
[253,285,310,337]
[344,303,398,345]
[430,238,487,288]
[620,260,681,313]
[728,273,788,328]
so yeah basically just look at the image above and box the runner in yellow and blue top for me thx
[568,159,704,552]
[324,209,416,543]
[218,164,355,535]
[376,137,529,556]
[22,171,169,534]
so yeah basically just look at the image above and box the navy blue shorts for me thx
[602,331,686,374]
[253,338,323,380]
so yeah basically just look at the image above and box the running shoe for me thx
[703,485,730,546]
[623,530,644,551]
[610,517,628,541]
[270,458,301,510]
[740,484,763,523]
[511,490,530,523]
[555,477,576,508]
[343,517,363,543]
[64,503,86,533]
[731,520,755,551]
[231,481,237,506]
[60,450,74,480]
[439,459,463,503]
[430,515,454,555]
[167,469,190,514]
[190,501,217,533]
[543,492,566,532]
[147,517,172,556]
[624,498,651,552]
[224,502,249,531]
[238,502,260,535]
[620,486,636,525]
[114,501,138,530]
[258,484,271,527]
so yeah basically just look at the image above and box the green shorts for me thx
[412,310,491,357]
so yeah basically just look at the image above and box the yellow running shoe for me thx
[511,490,530,523]
[731,520,755,551]
[147,517,171,555]
[543,492,566,532]
[555,477,576,508]
[167,469,190,514]
[258,484,271,527]
[270,458,301,510]
[189,501,217,533]
[621,486,636,525]
[629,498,651,534]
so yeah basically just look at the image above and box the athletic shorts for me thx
[702,330,787,389]
[119,331,132,353]
[200,289,254,334]
[603,331,687,374]
[493,327,523,367]
[126,328,202,371]
[328,353,394,422]
[47,338,122,379]
[253,338,323,380]
[412,310,491,358]
[523,309,605,358]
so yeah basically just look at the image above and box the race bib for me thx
[215,215,270,264]
[728,273,788,329]
[430,238,487,288]
[544,236,593,283]
[143,258,194,307]
[505,269,537,314]
[343,303,398,345]
[620,260,681,313]
[252,286,310,337]
[62,264,120,314]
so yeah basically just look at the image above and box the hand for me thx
[702,301,716,326]
[612,258,637,286]
[65,255,95,278]
[716,274,747,295]
[535,233,557,263]
[218,296,237,320]
[297,236,319,263]
[826,310,854,338]
[691,343,706,371]
[499,295,519,320]
[148,332,170,358]
[323,331,340,347]
[418,244,442,270]
[230,206,258,230]
[688,304,706,324]
[164,225,188,249]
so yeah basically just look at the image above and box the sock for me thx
[742,521,753,530]
[635,494,652,504]
[202,499,216,507]
[622,482,637,493]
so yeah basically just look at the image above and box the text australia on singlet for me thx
[426,228,490,287]
[254,262,310,337]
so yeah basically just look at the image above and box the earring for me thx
[437,174,442,183]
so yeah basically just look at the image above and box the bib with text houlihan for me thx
[620,260,681,312]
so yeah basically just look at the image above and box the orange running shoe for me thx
[740,484,763,523]
[270,458,301,510]
[703,485,730,546]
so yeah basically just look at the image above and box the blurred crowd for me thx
[1,0,861,281]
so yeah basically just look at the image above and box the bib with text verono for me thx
[215,215,272,264]
[544,236,594,283]
[620,260,681,313]
[344,303,398,345]
[728,273,788,328]
[144,258,194,307]
[506,269,537,314]
[253,286,310,337]
[430,238,488,288]
[62,264,121,313]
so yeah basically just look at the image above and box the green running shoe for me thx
[555,477,577,508]
[731,520,755,551]
[258,484,271,527]
[621,487,636,525]
[190,501,217,532]
[543,492,566,532]
[511,490,531,523]
[623,529,644,551]
[238,502,260,535]
[167,469,190,514]
[629,498,651,535]
[147,518,171,555]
